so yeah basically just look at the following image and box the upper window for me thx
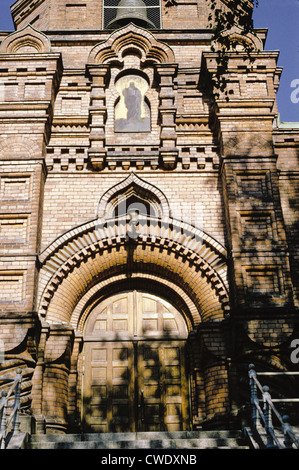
[103,0,161,30]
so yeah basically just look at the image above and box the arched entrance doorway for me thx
[35,197,230,433]
[82,290,190,433]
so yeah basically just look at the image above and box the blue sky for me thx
[252,0,299,122]
[0,0,298,122]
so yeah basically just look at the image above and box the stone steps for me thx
[28,430,248,449]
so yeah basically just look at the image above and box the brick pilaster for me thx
[155,64,178,169]
[86,64,110,170]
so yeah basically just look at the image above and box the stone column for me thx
[0,51,62,315]
[31,321,50,434]
[67,332,83,432]
[41,324,74,433]
[203,50,295,414]
[196,322,231,426]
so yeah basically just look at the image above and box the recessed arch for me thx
[97,172,171,219]
[114,67,150,84]
[37,213,230,327]
[213,25,263,52]
[71,274,199,333]
[0,24,51,54]
[83,290,189,339]
[0,135,42,160]
[88,24,175,66]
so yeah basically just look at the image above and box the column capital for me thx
[86,63,111,86]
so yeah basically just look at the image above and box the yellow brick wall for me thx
[41,172,227,251]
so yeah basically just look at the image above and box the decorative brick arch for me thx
[37,215,230,327]
[0,135,42,160]
[88,24,175,65]
[0,24,51,54]
[97,172,171,219]
[213,25,263,52]
[69,273,198,333]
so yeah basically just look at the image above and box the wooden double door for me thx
[82,291,190,433]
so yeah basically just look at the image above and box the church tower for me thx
[0,0,298,437]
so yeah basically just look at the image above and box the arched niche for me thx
[87,24,175,66]
[97,173,170,220]
[0,24,51,54]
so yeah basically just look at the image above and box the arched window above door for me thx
[97,173,171,220]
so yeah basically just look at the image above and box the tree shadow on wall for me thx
[210,134,299,428]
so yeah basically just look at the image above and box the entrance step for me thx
[27,430,249,449]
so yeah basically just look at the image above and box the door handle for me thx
[138,389,145,423]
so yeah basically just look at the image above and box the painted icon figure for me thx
[123,82,142,121]
[115,76,151,132]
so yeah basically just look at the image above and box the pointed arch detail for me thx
[97,172,171,219]
[0,24,51,54]
[213,25,263,52]
[88,23,175,65]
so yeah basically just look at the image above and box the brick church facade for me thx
[0,0,298,434]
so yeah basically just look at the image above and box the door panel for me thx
[84,341,134,432]
[163,344,188,431]
[138,342,162,431]
[83,291,189,433]
[138,341,188,432]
